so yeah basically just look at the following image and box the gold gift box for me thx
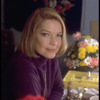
[63,70,99,90]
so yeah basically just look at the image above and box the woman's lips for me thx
[46,49,56,52]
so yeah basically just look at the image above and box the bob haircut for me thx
[18,7,68,58]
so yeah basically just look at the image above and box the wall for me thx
[66,0,99,45]
[80,0,99,35]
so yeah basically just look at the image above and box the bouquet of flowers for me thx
[65,32,99,72]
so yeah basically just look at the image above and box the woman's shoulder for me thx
[9,50,35,70]
[7,50,39,79]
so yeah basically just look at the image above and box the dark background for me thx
[4,0,82,34]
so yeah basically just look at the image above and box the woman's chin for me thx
[44,54,56,59]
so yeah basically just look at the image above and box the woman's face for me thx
[34,19,62,59]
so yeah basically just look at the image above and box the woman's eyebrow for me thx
[36,29,50,33]
[41,29,62,34]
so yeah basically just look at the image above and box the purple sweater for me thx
[8,50,64,100]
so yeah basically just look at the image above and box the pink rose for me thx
[73,32,81,41]
[77,41,87,47]
[89,58,99,68]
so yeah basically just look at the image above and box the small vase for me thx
[87,71,91,80]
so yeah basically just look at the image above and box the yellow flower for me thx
[71,54,75,59]
[85,35,91,39]
[78,52,86,59]
[79,61,87,66]
[78,47,86,52]
[82,35,91,39]
[86,45,94,53]
[92,45,98,52]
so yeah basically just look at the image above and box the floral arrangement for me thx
[16,95,45,100]
[65,32,99,71]
[33,0,75,18]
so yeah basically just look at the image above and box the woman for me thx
[7,7,68,100]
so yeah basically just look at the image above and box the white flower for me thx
[91,39,99,46]
[84,38,99,46]
[84,39,93,46]
[72,59,80,68]
[84,56,92,65]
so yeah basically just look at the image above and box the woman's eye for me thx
[41,33,49,37]
[57,34,62,38]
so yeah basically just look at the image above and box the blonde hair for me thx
[18,7,68,58]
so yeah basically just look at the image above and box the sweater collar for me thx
[32,54,48,72]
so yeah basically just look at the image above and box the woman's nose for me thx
[49,36,57,45]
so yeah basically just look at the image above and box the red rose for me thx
[56,5,62,13]
[64,4,70,10]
